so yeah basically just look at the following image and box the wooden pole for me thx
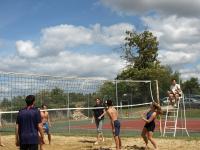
[155,80,162,136]
[155,80,160,104]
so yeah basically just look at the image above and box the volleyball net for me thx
[0,71,158,135]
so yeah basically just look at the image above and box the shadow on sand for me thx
[92,148,111,150]
[125,145,146,150]
[79,140,96,144]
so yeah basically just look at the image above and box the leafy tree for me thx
[121,30,159,69]
[0,98,10,109]
[98,82,116,102]
[182,77,200,95]
[117,30,180,100]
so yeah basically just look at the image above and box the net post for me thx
[115,80,119,110]
[154,80,162,136]
[67,92,70,134]
[155,80,160,104]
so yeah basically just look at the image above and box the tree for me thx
[121,30,159,69]
[182,77,200,95]
[117,30,180,100]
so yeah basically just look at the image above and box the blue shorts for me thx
[114,120,120,136]
[43,122,49,134]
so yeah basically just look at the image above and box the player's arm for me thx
[98,109,106,119]
[108,111,115,133]
[91,115,94,123]
[91,109,95,123]
[37,110,44,144]
[38,122,45,144]
[47,112,51,127]
[142,112,156,123]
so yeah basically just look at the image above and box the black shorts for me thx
[144,122,155,132]
[20,144,38,150]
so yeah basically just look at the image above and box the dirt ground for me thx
[1,135,200,150]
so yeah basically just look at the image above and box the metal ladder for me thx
[163,95,189,137]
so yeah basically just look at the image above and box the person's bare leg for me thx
[169,94,174,105]
[141,128,148,147]
[39,136,44,150]
[147,132,158,150]
[40,144,44,150]
[94,133,100,144]
[167,91,172,104]
[175,94,180,103]
[0,135,5,147]
[48,133,51,144]
[100,133,104,142]
[114,136,120,150]
[119,136,122,149]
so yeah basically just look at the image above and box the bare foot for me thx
[0,143,5,147]
[145,146,150,150]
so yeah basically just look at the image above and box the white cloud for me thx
[16,23,134,57]
[0,52,125,79]
[142,16,200,45]
[7,17,200,81]
[141,16,200,68]
[141,15,200,80]
[16,40,39,58]
[92,23,134,46]
[100,0,200,17]
[179,68,200,81]
[41,24,93,50]
[158,51,196,66]
[6,23,135,79]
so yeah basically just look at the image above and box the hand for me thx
[40,137,45,144]
[140,112,145,118]
[112,129,115,135]
[15,139,19,147]
[98,116,101,120]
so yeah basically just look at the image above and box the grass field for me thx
[1,135,200,150]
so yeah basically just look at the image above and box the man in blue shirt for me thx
[15,95,44,150]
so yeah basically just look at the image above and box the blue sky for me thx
[0,0,200,80]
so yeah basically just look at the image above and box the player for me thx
[105,99,121,150]
[141,102,162,150]
[40,104,51,144]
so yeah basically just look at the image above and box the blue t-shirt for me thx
[16,106,41,145]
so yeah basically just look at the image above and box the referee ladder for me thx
[163,95,189,137]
